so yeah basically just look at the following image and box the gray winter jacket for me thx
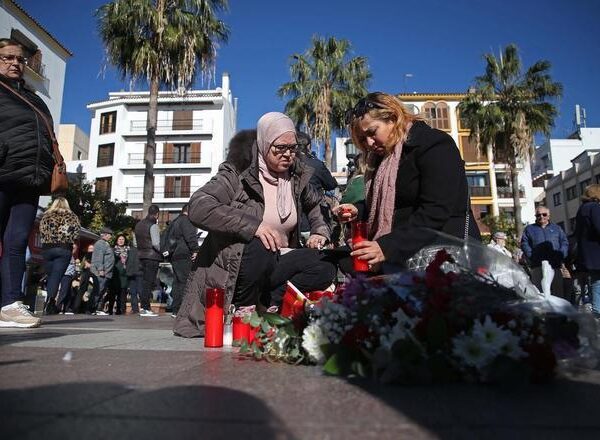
[174,143,329,338]
[91,239,115,279]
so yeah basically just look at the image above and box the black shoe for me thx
[44,299,59,315]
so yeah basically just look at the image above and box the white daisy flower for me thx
[302,323,329,364]
[471,315,511,355]
[452,332,496,370]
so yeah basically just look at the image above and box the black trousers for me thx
[233,238,337,307]
[171,258,192,314]
[140,259,160,310]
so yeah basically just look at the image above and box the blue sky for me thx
[16,0,600,143]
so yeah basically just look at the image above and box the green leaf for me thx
[262,312,291,326]
[323,353,341,375]
[260,321,271,333]
[249,313,262,329]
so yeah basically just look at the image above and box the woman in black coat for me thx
[337,92,480,271]
[0,38,55,328]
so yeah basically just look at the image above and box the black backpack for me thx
[160,217,181,259]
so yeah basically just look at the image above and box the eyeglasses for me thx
[345,96,384,124]
[271,144,300,155]
[535,213,549,217]
[0,55,28,64]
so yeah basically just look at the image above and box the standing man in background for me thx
[135,205,161,317]
[521,206,569,297]
[90,227,114,315]
[169,204,199,317]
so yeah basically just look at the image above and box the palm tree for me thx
[278,36,371,168]
[458,44,562,238]
[96,0,229,214]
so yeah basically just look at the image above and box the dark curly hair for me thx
[226,129,257,172]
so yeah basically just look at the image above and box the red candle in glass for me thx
[232,316,250,345]
[248,326,259,344]
[204,288,224,348]
[352,221,369,272]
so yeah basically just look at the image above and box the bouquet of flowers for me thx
[240,244,598,384]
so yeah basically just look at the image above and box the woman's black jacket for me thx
[0,74,55,192]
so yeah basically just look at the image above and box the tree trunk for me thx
[510,164,524,240]
[142,76,159,215]
[324,136,332,170]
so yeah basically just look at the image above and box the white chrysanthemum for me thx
[452,333,496,370]
[302,322,328,364]
[501,333,528,360]
[471,315,511,355]
[316,300,354,344]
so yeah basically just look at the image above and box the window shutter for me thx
[165,176,174,198]
[163,143,173,164]
[191,142,201,163]
[181,176,191,197]
[173,110,193,130]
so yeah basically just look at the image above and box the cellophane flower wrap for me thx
[241,232,599,384]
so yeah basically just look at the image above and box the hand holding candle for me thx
[351,221,370,272]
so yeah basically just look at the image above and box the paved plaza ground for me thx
[1,314,600,439]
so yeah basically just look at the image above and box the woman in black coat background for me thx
[337,92,480,271]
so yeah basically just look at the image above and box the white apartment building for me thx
[0,0,71,129]
[544,150,600,235]
[85,73,237,223]
[58,124,89,161]
[335,93,536,234]
[533,127,600,181]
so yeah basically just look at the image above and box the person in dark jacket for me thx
[297,132,338,236]
[169,204,199,316]
[125,237,143,314]
[0,38,55,328]
[134,205,161,317]
[174,116,336,338]
[521,206,569,297]
[336,92,480,271]
[108,234,129,315]
[575,184,600,315]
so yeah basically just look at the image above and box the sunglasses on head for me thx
[345,95,384,124]
[535,213,549,217]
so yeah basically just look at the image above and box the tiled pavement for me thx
[1,314,600,439]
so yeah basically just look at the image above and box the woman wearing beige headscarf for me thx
[174,113,335,336]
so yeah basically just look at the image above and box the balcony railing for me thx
[128,119,210,133]
[126,152,204,165]
[497,186,525,198]
[125,186,193,200]
[469,186,491,197]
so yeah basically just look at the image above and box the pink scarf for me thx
[256,112,296,220]
[365,123,412,240]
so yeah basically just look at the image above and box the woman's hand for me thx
[351,240,386,267]
[255,223,283,252]
[306,234,327,249]
[335,203,358,223]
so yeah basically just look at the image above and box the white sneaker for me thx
[139,309,158,317]
[94,311,108,316]
[0,301,41,328]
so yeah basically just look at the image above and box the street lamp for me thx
[345,138,358,178]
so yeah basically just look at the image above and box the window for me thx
[460,135,486,162]
[99,111,117,134]
[95,177,112,198]
[172,110,193,130]
[97,143,115,167]
[466,171,490,196]
[456,109,469,131]
[422,102,450,130]
[163,142,201,164]
[580,178,591,195]
[553,192,562,206]
[165,176,191,198]
[566,185,577,201]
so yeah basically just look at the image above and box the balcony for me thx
[122,151,212,169]
[497,186,525,198]
[126,119,213,135]
[125,187,194,201]
[470,186,491,197]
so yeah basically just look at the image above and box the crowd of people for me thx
[2,33,599,332]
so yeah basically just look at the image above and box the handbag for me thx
[0,80,68,194]
[405,190,471,271]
